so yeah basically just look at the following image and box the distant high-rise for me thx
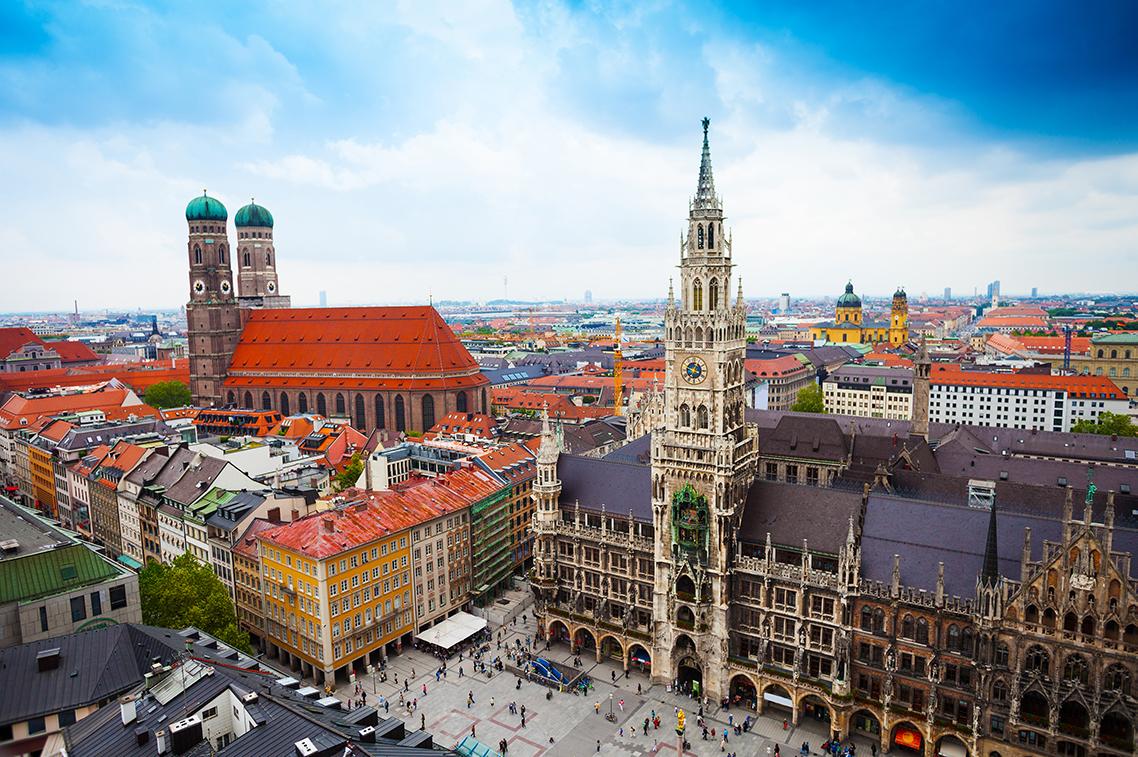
[778,292,790,312]
[1031,286,1038,298]
[943,287,952,301]
[319,290,327,307]
[584,289,593,304]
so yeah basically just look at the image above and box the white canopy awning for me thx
[414,611,488,651]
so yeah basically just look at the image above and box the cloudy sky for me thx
[2,1,1136,311]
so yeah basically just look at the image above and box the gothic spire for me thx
[693,117,719,210]
[980,496,1000,585]
[538,402,559,465]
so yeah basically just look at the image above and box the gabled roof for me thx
[0,327,44,358]
[48,340,100,363]
[225,306,487,392]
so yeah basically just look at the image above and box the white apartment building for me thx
[823,365,913,419]
[928,367,1129,432]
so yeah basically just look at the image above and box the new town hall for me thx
[531,121,1138,757]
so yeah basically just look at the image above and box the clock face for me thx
[682,356,707,384]
[193,280,206,294]
[220,280,231,294]
[266,281,276,293]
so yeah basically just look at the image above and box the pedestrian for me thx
[595,702,600,715]
[490,696,495,708]
[637,683,642,695]
[619,727,624,738]
[384,701,390,714]
[611,670,616,683]
[471,724,476,739]
[871,745,877,757]
[460,666,464,677]
[728,713,734,727]
[723,727,729,743]
[720,736,727,752]
[596,739,601,752]
[521,714,526,728]
[521,704,526,717]
[619,698,624,712]
[421,683,426,695]
[421,713,425,731]
[643,718,649,735]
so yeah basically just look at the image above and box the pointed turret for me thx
[980,496,1000,586]
[537,403,559,465]
[694,116,718,210]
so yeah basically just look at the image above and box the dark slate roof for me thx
[0,625,182,727]
[604,433,651,465]
[758,414,850,461]
[163,456,228,507]
[738,481,863,554]
[558,454,651,521]
[481,365,549,385]
[861,480,1138,598]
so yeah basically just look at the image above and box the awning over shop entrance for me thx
[413,611,487,651]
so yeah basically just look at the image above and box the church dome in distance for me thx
[894,287,907,299]
[185,191,228,222]
[235,200,274,228]
[837,281,862,308]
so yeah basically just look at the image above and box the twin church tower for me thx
[184,193,290,407]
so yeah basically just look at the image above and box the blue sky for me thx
[1,0,1135,310]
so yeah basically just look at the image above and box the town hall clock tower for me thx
[650,119,758,700]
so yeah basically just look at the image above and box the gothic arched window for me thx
[298,393,308,414]
[992,680,1008,703]
[708,223,715,248]
[947,624,961,650]
[280,392,290,416]
[697,224,704,249]
[266,251,272,266]
[422,395,435,430]
[1105,664,1131,694]
[1024,645,1049,675]
[692,280,703,311]
[226,391,235,405]
[194,245,202,265]
[1062,654,1089,685]
[860,606,873,631]
[873,608,885,633]
[901,615,915,639]
[916,618,929,645]
[375,394,385,429]
[679,404,691,427]
[316,393,327,416]
[696,405,709,429]
[261,391,271,410]
[395,395,407,432]
[243,391,253,408]
[218,245,226,264]
[456,391,468,413]
[709,279,719,310]
[355,394,366,430]
[243,249,250,267]
[335,393,346,416]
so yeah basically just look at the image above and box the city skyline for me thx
[2,1,1136,311]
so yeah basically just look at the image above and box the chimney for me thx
[156,729,170,754]
[120,694,138,725]
[323,518,335,533]
[267,506,281,523]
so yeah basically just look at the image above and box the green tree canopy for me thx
[334,452,364,491]
[143,380,192,409]
[1071,411,1138,437]
[139,553,251,652]
[791,384,826,413]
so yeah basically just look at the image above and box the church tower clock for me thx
[185,191,242,408]
[650,119,758,700]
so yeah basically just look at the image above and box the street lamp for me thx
[609,692,614,720]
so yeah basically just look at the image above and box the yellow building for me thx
[257,504,420,687]
[810,282,908,346]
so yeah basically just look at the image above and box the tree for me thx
[791,384,826,413]
[144,380,192,409]
[334,452,364,491]
[1071,411,1138,437]
[139,553,251,652]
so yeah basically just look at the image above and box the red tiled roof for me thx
[0,360,189,394]
[93,441,151,489]
[931,364,1125,398]
[261,466,501,558]
[746,355,809,377]
[475,442,536,483]
[225,307,488,392]
[48,340,100,363]
[0,327,43,358]
[1019,335,1091,354]
[426,412,497,440]
[0,386,148,430]
[234,518,281,559]
[977,316,1049,329]
[160,407,199,420]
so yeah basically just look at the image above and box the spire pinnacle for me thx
[980,496,1000,585]
[693,117,718,210]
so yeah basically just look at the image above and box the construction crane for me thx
[613,316,624,416]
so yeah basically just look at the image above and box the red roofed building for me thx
[425,411,498,442]
[929,364,1128,432]
[0,359,189,398]
[745,354,814,410]
[0,327,102,373]
[221,306,488,434]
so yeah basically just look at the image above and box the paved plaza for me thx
[292,613,881,756]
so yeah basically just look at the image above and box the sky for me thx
[1,0,1136,311]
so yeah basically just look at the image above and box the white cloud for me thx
[0,1,1135,312]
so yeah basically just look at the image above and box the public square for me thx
[318,613,877,756]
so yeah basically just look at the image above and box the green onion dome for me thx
[185,191,228,222]
[837,281,862,308]
[235,200,274,228]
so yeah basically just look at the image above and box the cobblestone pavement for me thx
[306,614,879,756]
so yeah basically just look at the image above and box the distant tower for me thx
[912,336,931,439]
[185,191,241,408]
[943,287,952,302]
[778,292,790,313]
[1031,286,1038,298]
[234,199,290,308]
[584,289,593,304]
[319,290,328,307]
[889,287,909,347]
[835,281,863,325]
